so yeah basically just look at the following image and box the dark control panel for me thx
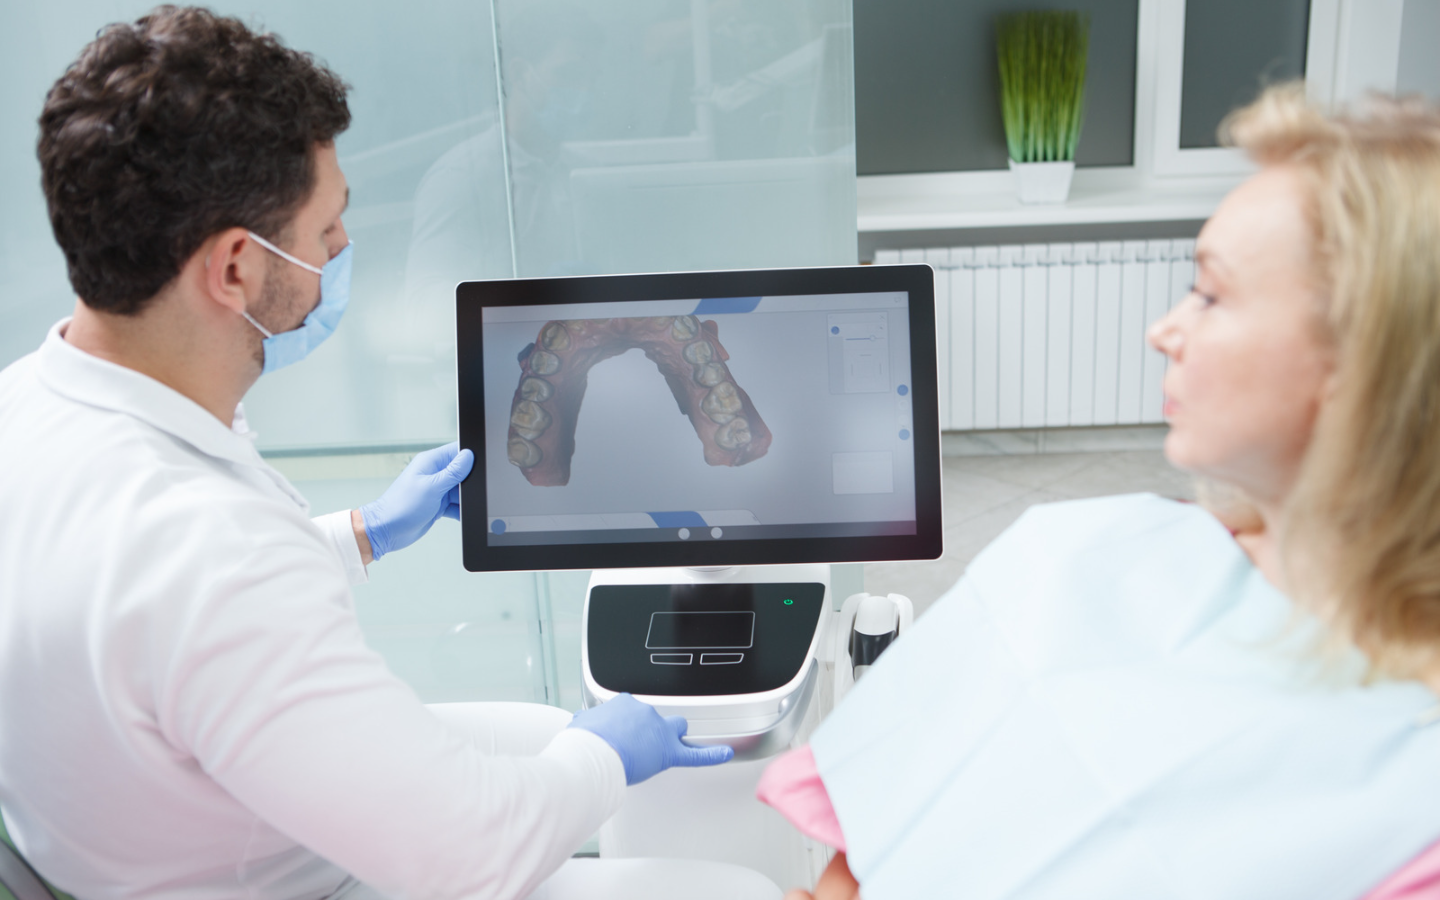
[587,582,825,696]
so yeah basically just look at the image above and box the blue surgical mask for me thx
[240,231,353,374]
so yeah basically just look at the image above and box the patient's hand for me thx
[784,852,860,900]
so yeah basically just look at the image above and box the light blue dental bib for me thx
[812,494,1440,900]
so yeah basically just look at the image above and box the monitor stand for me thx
[581,563,831,756]
[582,564,834,891]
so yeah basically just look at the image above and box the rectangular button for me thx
[699,652,744,665]
[650,653,693,665]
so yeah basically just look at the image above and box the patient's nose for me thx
[1148,303,1186,358]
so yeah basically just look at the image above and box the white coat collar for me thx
[35,319,309,509]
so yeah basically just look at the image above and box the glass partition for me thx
[1,0,857,705]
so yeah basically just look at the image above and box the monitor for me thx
[455,265,942,572]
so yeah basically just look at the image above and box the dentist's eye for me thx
[1189,285,1217,308]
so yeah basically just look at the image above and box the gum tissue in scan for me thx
[505,316,772,486]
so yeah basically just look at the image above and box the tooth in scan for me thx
[509,400,552,441]
[506,315,772,485]
[528,350,561,375]
[683,340,713,365]
[519,377,554,402]
[702,382,743,424]
[540,321,571,351]
[715,417,752,449]
[695,361,727,387]
[671,315,699,341]
[507,436,542,468]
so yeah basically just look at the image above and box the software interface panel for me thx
[481,292,917,547]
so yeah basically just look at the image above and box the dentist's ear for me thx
[201,227,262,316]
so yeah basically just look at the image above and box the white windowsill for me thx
[857,167,1243,232]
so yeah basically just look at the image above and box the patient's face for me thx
[1147,165,1334,505]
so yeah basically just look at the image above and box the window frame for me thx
[856,0,1409,231]
[1141,0,1406,178]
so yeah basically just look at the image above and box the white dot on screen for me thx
[678,528,690,540]
[711,527,723,539]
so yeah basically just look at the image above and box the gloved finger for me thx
[674,743,734,767]
[431,448,474,490]
[665,715,690,739]
[441,486,461,520]
[409,441,462,476]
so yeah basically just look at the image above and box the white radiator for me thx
[875,239,1196,431]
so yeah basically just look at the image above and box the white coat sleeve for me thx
[311,509,369,586]
[158,504,625,900]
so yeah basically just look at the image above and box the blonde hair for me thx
[1219,84,1440,680]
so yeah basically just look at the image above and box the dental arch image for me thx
[506,315,773,486]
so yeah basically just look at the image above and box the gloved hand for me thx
[359,441,474,561]
[568,693,734,785]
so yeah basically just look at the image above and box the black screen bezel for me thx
[456,265,942,572]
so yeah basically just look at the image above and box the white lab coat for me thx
[0,321,626,900]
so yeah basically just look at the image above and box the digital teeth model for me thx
[506,315,773,486]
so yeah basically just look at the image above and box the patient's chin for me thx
[1163,427,1242,491]
[1161,428,1196,472]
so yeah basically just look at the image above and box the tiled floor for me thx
[865,449,1197,618]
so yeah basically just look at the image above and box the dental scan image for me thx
[479,292,918,549]
[507,315,773,486]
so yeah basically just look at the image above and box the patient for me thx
[761,84,1440,900]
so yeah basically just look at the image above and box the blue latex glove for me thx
[568,693,734,785]
[359,441,474,561]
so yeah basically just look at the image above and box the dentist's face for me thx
[1147,165,1334,505]
[252,142,350,335]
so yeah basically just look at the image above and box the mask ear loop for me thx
[237,231,324,338]
[247,230,324,275]
[203,248,279,340]
[240,310,275,339]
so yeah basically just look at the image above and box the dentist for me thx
[0,7,733,900]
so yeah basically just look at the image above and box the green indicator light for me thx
[783,598,794,605]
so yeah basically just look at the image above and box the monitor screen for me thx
[456,265,942,572]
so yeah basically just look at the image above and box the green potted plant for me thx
[995,10,1091,204]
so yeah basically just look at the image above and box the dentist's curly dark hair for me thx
[38,5,351,315]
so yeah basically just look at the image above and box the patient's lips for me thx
[505,315,773,486]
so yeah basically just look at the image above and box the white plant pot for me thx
[1008,159,1075,204]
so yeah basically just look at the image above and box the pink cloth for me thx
[1367,839,1440,899]
[758,743,1440,897]
[756,744,846,852]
